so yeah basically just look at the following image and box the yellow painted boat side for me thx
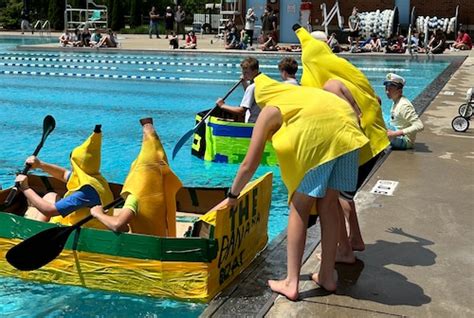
[0,237,211,301]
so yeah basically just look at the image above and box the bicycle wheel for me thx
[452,116,470,132]
[458,103,473,118]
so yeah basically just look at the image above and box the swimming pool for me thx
[0,36,451,317]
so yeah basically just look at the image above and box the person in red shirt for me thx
[181,31,197,49]
[453,28,472,50]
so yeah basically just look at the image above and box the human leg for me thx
[312,188,339,291]
[24,192,59,222]
[335,200,356,262]
[268,192,315,301]
[339,198,365,251]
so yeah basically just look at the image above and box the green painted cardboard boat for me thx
[191,108,278,165]
[0,173,272,302]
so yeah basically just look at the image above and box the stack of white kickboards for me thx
[358,9,396,39]
[416,16,457,37]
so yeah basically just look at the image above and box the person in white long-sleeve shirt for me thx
[384,73,424,150]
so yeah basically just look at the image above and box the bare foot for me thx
[311,272,337,292]
[316,250,356,264]
[268,279,299,301]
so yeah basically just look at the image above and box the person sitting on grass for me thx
[181,31,197,49]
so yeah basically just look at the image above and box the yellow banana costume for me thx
[295,27,389,164]
[254,74,369,202]
[51,130,114,229]
[121,121,182,237]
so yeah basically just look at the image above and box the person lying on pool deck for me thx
[91,118,182,236]
[15,125,115,230]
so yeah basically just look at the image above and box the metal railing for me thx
[32,20,51,38]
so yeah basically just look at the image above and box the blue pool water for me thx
[0,36,450,317]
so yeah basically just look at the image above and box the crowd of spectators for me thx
[59,28,118,48]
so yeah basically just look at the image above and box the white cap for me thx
[310,31,328,41]
[384,73,405,87]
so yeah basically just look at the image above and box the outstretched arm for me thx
[224,106,282,206]
[26,156,69,182]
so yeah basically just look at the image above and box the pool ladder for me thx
[33,20,51,38]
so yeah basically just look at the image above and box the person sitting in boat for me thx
[278,57,299,85]
[14,125,115,230]
[216,57,261,123]
[91,118,182,236]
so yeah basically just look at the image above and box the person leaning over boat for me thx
[216,74,369,297]
[278,57,299,85]
[14,126,114,230]
[216,57,261,123]
[91,118,182,236]
[384,73,424,150]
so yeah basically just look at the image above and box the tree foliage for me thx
[110,0,125,30]
[48,0,63,30]
[0,0,22,29]
[129,0,142,28]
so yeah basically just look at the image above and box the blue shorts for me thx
[55,185,101,217]
[296,150,359,198]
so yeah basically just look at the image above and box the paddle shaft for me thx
[73,196,125,229]
[172,78,243,159]
[4,116,55,206]
[194,78,244,131]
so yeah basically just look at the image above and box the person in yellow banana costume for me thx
[294,25,390,259]
[91,118,182,237]
[16,125,114,230]
[217,73,369,297]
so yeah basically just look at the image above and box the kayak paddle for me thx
[172,78,243,159]
[6,196,124,271]
[3,115,56,207]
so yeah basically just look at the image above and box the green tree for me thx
[110,0,125,30]
[129,0,142,28]
[48,0,64,30]
[0,0,22,29]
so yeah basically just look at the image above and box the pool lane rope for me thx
[0,62,116,70]
[0,70,236,83]
[0,55,280,69]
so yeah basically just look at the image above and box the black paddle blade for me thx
[43,115,56,140]
[172,129,195,159]
[6,226,74,271]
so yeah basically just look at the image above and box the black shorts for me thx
[340,150,386,201]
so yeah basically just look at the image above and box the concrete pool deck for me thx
[1,31,473,317]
